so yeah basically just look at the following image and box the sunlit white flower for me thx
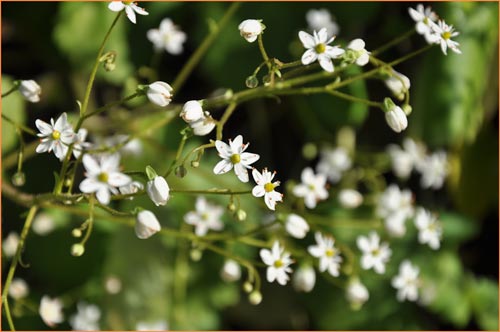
[346,39,370,66]
[414,208,442,250]
[387,138,426,179]
[251,168,283,211]
[9,278,29,300]
[408,4,438,43]
[357,231,391,274]
[119,181,144,198]
[385,105,408,133]
[346,277,369,310]
[39,295,64,327]
[293,265,316,293]
[136,320,168,331]
[104,276,122,294]
[392,260,420,302]
[32,212,56,236]
[376,184,414,237]
[213,135,260,183]
[135,210,161,239]
[306,8,339,38]
[293,167,329,209]
[35,112,75,161]
[19,80,41,103]
[431,20,461,55]
[146,176,170,206]
[416,151,448,190]
[190,115,216,136]
[184,197,224,236]
[71,128,90,159]
[308,232,342,277]
[79,154,131,205]
[299,28,345,72]
[338,189,363,209]
[316,147,351,183]
[220,259,241,282]
[260,241,293,285]
[180,100,204,123]
[108,1,148,24]
[238,19,264,43]
[147,18,186,55]
[69,302,101,331]
[3,232,19,258]
[99,135,143,156]
[147,81,173,107]
[384,70,411,101]
[285,213,310,239]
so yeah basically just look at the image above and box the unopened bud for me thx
[71,243,85,257]
[245,76,259,89]
[72,229,82,238]
[175,165,187,178]
[12,172,25,187]
[190,160,200,168]
[249,291,262,305]
[190,248,203,261]
[227,203,237,212]
[402,104,412,116]
[236,209,247,221]
[243,281,253,293]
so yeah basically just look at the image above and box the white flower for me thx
[338,189,363,209]
[9,278,29,300]
[293,266,316,293]
[251,168,283,211]
[299,28,345,72]
[220,259,241,282]
[292,167,329,209]
[284,213,310,239]
[108,1,148,24]
[213,135,260,183]
[119,181,144,198]
[414,208,442,250]
[376,184,414,237]
[385,105,408,133]
[136,320,168,331]
[73,128,91,159]
[184,197,224,236]
[147,18,187,55]
[190,115,216,136]
[69,302,101,331]
[19,80,41,103]
[35,112,75,161]
[3,232,19,258]
[147,81,173,107]
[408,4,438,43]
[346,39,370,66]
[33,212,56,236]
[357,231,392,274]
[238,19,264,43]
[392,260,420,302]
[430,20,461,55]
[387,138,426,179]
[416,151,448,190]
[306,8,339,38]
[39,295,64,327]
[180,100,204,123]
[260,241,293,285]
[135,210,161,239]
[346,278,369,310]
[79,154,131,205]
[308,232,342,277]
[316,147,351,183]
[104,276,122,294]
[384,70,411,101]
[146,176,170,206]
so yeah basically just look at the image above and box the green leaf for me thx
[1,76,26,154]
[469,276,499,330]
[439,212,479,245]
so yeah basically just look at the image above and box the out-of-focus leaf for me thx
[439,211,479,245]
[469,276,499,330]
[2,76,26,154]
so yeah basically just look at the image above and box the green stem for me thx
[164,134,189,178]
[327,90,383,108]
[1,83,20,98]
[2,114,37,136]
[371,28,416,56]
[257,34,270,68]
[80,92,141,122]
[170,188,252,195]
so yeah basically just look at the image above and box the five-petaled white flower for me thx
[213,135,260,183]
[108,1,148,24]
[284,213,310,239]
[416,151,448,190]
[308,232,342,277]
[346,39,370,66]
[392,260,420,302]
[414,208,442,250]
[19,80,41,103]
[293,167,329,209]
[260,241,293,285]
[299,28,345,72]
[69,302,101,331]
[79,154,131,205]
[431,20,461,55]
[251,168,283,210]
[387,138,426,179]
[238,19,264,43]
[39,295,64,327]
[306,8,339,38]
[408,4,438,43]
[184,197,224,236]
[376,184,414,237]
[357,231,392,274]
[35,112,75,161]
[147,18,187,55]
[147,81,173,107]
[316,147,352,183]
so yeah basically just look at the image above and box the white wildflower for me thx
[251,168,283,211]
[35,112,75,161]
[220,259,241,282]
[346,39,370,66]
[39,295,64,327]
[357,231,392,274]
[32,212,56,236]
[392,260,420,302]
[306,8,339,38]
[293,167,329,209]
[260,241,293,285]
[147,81,173,107]
[135,210,161,239]
[416,151,448,190]
[284,213,310,239]
[147,18,187,55]
[376,184,414,237]
[346,277,369,310]
[108,1,148,24]
[3,232,19,258]
[238,19,264,43]
[338,189,363,209]
[69,302,101,331]
[293,265,316,293]
[308,232,342,277]
[431,20,461,55]
[9,278,29,300]
[146,176,170,206]
[316,147,351,183]
[184,197,224,236]
[414,208,442,250]
[299,28,345,72]
[213,135,260,183]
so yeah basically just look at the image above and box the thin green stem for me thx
[371,28,416,56]
[257,34,270,68]
[2,83,19,98]
[327,90,383,108]
[81,92,141,122]
[164,134,189,178]
[2,114,37,136]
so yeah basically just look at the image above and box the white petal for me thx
[252,168,263,184]
[264,194,276,210]
[348,38,365,51]
[252,185,265,197]
[108,1,125,12]
[260,249,274,266]
[325,46,345,58]
[125,6,137,24]
[101,154,120,172]
[230,135,243,151]
[298,31,316,49]
[213,159,233,175]
[96,188,111,205]
[35,120,52,136]
[108,172,131,187]
[266,267,277,283]
[308,246,323,258]
[131,3,148,15]
[318,55,334,72]
[215,140,232,159]
[79,178,101,193]
[317,28,328,43]
[234,163,249,182]
[357,236,370,252]
[82,154,101,174]
[240,152,260,166]
[36,141,51,153]
[301,49,318,65]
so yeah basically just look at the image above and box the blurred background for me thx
[2,1,498,330]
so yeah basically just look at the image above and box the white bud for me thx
[285,213,310,239]
[147,176,170,206]
[293,266,316,293]
[248,291,262,305]
[9,278,29,300]
[338,189,363,209]
[346,278,369,310]
[190,115,216,136]
[19,80,41,103]
[220,259,241,282]
[147,81,173,107]
[243,281,253,293]
[71,243,85,256]
[384,71,411,101]
[238,19,264,43]
[105,276,122,294]
[180,100,204,123]
[135,210,161,239]
[33,212,56,236]
[39,296,64,327]
[385,106,408,133]
[2,232,19,258]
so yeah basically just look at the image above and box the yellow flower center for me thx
[371,248,380,256]
[230,154,241,164]
[264,182,275,193]
[98,172,109,183]
[442,31,451,40]
[201,212,209,221]
[423,17,429,25]
[51,130,61,140]
[274,259,283,268]
[326,248,336,257]
[315,43,326,54]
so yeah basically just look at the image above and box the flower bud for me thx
[147,81,173,107]
[135,210,161,239]
[71,243,85,257]
[147,176,170,206]
[9,278,29,300]
[175,165,187,178]
[248,291,262,305]
[402,104,412,116]
[293,266,316,293]
[11,172,25,187]
[338,189,363,209]
[190,116,216,136]
[72,229,82,238]
[245,76,259,89]
[243,281,253,293]
[190,248,203,261]
[346,278,369,310]
[385,105,408,133]
[238,19,264,43]
[236,209,247,221]
[19,80,41,103]
[180,100,204,123]
[285,213,310,239]
[220,259,241,282]
[384,70,410,101]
